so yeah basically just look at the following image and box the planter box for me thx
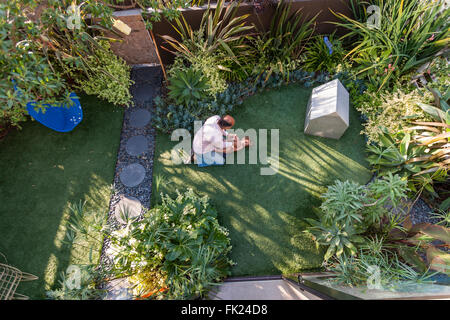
[147,0,354,65]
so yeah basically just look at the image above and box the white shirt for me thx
[193,115,232,154]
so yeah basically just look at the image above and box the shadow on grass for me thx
[0,94,123,299]
[151,83,371,276]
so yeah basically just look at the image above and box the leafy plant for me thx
[367,86,450,195]
[329,245,436,289]
[55,189,234,300]
[139,0,195,29]
[1,0,130,135]
[390,219,450,275]
[252,0,318,82]
[425,56,450,94]
[302,32,346,74]
[305,174,409,262]
[111,189,234,299]
[306,220,365,261]
[367,130,447,195]
[153,81,240,133]
[161,0,254,81]
[167,67,209,106]
[431,209,450,228]
[332,0,450,90]
[153,68,329,134]
[168,54,227,99]
[357,87,434,144]
[319,180,368,227]
[46,264,107,300]
[74,41,133,106]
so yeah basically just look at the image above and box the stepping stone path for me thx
[120,163,146,187]
[125,135,148,156]
[114,196,142,224]
[129,108,151,128]
[99,64,163,299]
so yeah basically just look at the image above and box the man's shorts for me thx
[196,151,225,167]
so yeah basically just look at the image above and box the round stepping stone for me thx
[129,108,151,128]
[125,135,148,156]
[115,196,142,224]
[119,163,146,187]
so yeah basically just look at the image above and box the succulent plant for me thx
[167,68,209,106]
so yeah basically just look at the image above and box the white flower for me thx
[139,261,148,267]
[128,238,137,247]
[112,226,130,239]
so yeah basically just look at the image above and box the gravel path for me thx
[366,173,439,225]
[99,64,162,299]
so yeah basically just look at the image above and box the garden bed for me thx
[151,83,372,276]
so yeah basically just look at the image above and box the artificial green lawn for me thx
[0,95,123,299]
[152,83,372,276]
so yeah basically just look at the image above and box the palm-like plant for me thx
[332,0,450,90]
[161,0,254,79]
[253,0,318,81]
[302,33,345,73]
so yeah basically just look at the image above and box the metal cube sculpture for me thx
[304,79,349,139]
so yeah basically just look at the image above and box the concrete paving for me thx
[209,279,322,300]
[125,135,148,156]
[119,163,146,187]
[114,196,142,224]
[129,108,151,128]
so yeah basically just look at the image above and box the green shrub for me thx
[302,33,346,74]
[153,83,240,133]
[153,68,330,133]
[421,56,450,94]
[333,0,450,90]
[110,189,234,299]
[74,41,133,106]
[305,174,409,262]
[358,87,434,144]
[316,175,445,288]
[55,189,234,300]
[167,66,209,106]
[169,53,229,99]
[252,0,317,82]
[1,1,129,134]
[46,264,106,300]
[1,1,72,134]
[161,0,254,83]
[367,89,449,196]
[330,245,435,289]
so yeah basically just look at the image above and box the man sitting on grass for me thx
[192,115,250,167]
